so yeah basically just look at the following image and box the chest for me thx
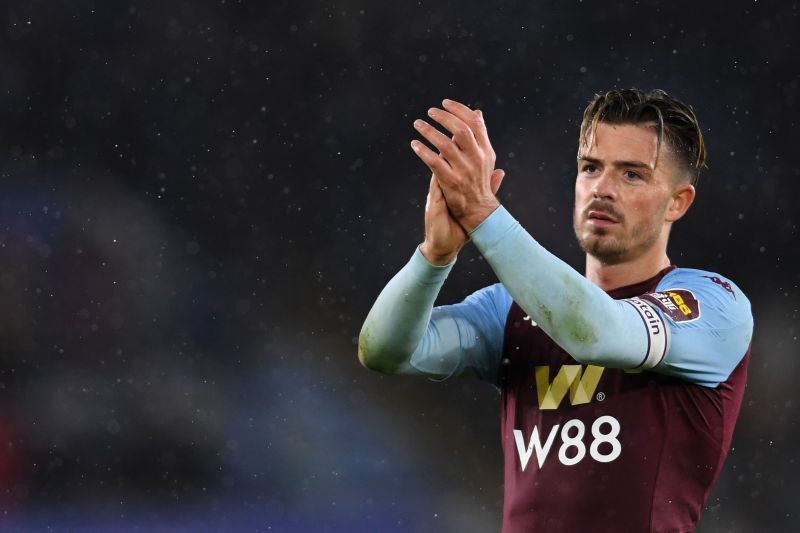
[500,303,675,412]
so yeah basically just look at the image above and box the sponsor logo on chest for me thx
[535,364,604,409]
[514,364,621,469]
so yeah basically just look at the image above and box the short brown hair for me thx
[579,89,707,186]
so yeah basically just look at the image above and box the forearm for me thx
[469,206,654,368]
[358,246,454,373]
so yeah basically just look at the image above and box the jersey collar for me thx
[606,265,677,300]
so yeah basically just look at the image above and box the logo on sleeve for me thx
[639,289,701,323]
[702,275,737,300]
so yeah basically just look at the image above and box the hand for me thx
[411,99,501,232]
[420,168,506,266]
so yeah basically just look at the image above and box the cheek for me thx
[574,177,590,200]
[632,195,669,224]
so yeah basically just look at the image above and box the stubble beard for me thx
[573,207,663,265]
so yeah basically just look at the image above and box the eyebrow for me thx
[579,156,654,170]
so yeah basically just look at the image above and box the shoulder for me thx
[640,268,753,387]
[463,283,513,314]
[659,267,747,299]
[648,267,752,330]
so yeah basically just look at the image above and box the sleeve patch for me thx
[638,289,701,323]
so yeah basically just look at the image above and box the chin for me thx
[579,235,629,263]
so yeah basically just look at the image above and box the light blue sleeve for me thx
[469,205,668,370]
[404,282,512,385]
[358,246,512,385]
[643,269,754,387]
[467,205,752,387]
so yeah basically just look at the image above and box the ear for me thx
[665,183,695,222]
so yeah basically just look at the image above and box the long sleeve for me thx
[468,205,665,370]
[468,205,753,387]
[358,247,511,384]
[359,207,751,388]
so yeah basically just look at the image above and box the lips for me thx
[588,210,618,223]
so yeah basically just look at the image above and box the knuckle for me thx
[439,141,457,157]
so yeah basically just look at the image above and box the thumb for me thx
[490,168,506,194]
[426,173,443,209]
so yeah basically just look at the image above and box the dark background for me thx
[0,0,797,531]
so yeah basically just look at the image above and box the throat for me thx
[585,253,671,291]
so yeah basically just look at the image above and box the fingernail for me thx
[413,119,424,128]
[442,98,452,106]
[427,108,437,116]
[410,141,419,151]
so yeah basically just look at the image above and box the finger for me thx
[471,110,495,156]
[490,169,506,194]
[413,119,466,169]
[441,99,481,132]
[425,174,438,211]
[411,140,454,178]
[427,107,480,154]
[442,99,493,154]
[433,179,459,221]
[428,173,444,200]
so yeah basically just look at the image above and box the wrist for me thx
[457,197,501,234]
[420,241,460,266]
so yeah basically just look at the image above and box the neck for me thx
[585,240,671,291]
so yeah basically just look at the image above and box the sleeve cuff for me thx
[410,245,456,285]
[468,204,519,250]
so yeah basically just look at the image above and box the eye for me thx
[624,170,641,180]
[581,164,598,174]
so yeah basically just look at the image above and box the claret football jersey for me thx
[499,266,751,532]
[360,229,753,532]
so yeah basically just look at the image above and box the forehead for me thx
[580,122,659,164]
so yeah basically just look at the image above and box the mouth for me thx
[587,210,619,228]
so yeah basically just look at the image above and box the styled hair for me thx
[578,89,707,186]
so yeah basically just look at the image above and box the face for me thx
[573,122,683,264]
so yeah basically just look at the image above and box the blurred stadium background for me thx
[0,0,797,531]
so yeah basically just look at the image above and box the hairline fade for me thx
[578,89,707,186]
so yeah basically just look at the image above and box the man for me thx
[358,89,753,532]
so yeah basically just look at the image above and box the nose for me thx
[592,169,617,200]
